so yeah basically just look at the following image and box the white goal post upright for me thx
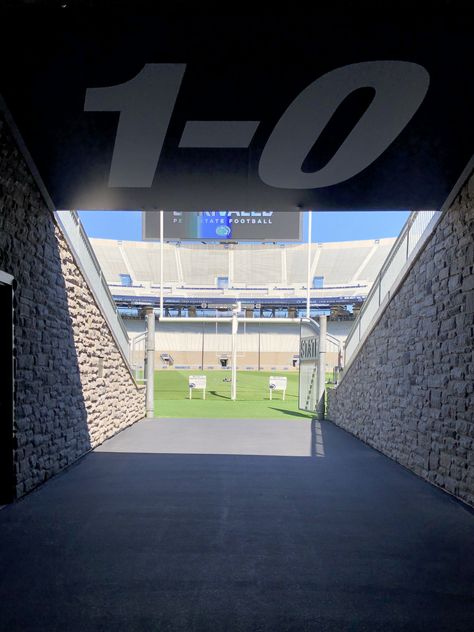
[231,303,240,401]
[306,210,312,319]
[160,209,164,319]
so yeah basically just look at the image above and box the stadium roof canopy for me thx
[0,5,472,212]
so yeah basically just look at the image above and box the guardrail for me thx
[130,332,147,382]
[55,210,131,362]
[343,210,441,370]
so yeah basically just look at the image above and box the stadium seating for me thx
[90,238,396,299]
[95,236,386,372]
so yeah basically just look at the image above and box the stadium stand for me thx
[179,243,228,286]
[311,242,373,285]
[89,237,394,371]
[91,239,129,283]
[232,246,283,284]
[90,238,395,307]
[122,241,180,283]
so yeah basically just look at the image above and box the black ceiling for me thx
[0,9,472,211]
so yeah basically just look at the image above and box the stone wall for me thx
[0,114,145,498]
[328,172,474,507]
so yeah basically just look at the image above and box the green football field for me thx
[154,370,314,419]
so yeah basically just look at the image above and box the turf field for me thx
[154,370,314,419]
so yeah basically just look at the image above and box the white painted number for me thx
[259,61,429,188]
[85,64,185,187]
[85,61,429,190]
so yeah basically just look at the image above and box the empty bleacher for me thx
[91,238,396,298]
[232,246,282,285]
[121,241,179,284]
[92,240,128,284]
[179,244,228,285]
[315,242,373,285]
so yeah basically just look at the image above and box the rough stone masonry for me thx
[328,171,474,507]
[0,113,145,498]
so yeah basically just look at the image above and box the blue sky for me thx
[78,210,410,243]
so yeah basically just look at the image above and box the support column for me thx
[317,314,327,420]
[145,307,155,418]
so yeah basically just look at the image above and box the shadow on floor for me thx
[0,419,473,631]
[269,407,312,419]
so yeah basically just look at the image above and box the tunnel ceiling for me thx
[0,9,472,212]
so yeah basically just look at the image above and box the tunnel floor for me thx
[0,417,473,631]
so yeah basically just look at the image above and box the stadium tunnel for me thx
[0,7,473,631]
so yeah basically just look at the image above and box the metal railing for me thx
[55,210,131,362]
[343,210,441,370]
[130,332,147,382]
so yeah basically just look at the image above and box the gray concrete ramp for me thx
[0,417,473,631]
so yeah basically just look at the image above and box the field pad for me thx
[154,370,313,419]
